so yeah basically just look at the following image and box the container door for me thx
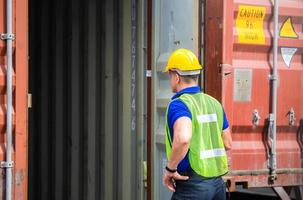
[0,0,28,199]
[151,0,199,198]
[226,1,303,187]
[217,0,303,188]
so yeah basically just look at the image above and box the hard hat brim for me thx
[170,68,201,76]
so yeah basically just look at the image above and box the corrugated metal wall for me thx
[28,0,146,199]
[205,0,303,190]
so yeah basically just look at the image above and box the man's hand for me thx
[163,170,189,192]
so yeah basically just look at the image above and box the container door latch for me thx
[288,108,295,126]
[0,33,15,40]
[252,109,261,126]
[0,161,14,168]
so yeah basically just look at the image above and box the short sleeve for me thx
[222,110,229,130]
[167,99,192,138]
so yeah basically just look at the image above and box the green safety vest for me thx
[165,92,228,177]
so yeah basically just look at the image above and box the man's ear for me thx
[176,74,181,83]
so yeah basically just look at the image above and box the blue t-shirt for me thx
[167,86,229,172]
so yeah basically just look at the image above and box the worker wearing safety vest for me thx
[163,49,232,200]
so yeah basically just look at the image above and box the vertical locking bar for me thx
[269,0,279,182]
[5,0,14,199]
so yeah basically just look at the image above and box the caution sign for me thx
[279,17,298,38]
[236,5,266,44]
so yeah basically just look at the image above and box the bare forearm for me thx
[222,128,232,151]
[167,117,192,169]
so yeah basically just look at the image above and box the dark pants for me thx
[171,171,226,200]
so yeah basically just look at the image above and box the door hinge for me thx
[28,93,32,108]
[252,109,261,126]
[288,108,295,126]
[146,70,152,78]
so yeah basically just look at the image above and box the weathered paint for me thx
[0,0,28,199]
[206,0,303,189]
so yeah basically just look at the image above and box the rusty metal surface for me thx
[0,0,28,199]
[15,0,28,199]
[206,0,303,189]
[225,173,303,192]
[205,0,224,100]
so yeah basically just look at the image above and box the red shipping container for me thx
[205,0,303,191]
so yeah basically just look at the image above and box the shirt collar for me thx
[172,86,201,100]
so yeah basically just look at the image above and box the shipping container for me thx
[0,0,302,199]
[206,0,303,192]
[149,0,303,199]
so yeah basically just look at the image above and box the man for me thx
[163,48,232,200]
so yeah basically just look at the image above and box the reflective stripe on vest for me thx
[197,114,217,123]
[200,148,226,159]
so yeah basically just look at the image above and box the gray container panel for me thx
[152,0,199,198]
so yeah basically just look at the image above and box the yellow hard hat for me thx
[164,48,202,75]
